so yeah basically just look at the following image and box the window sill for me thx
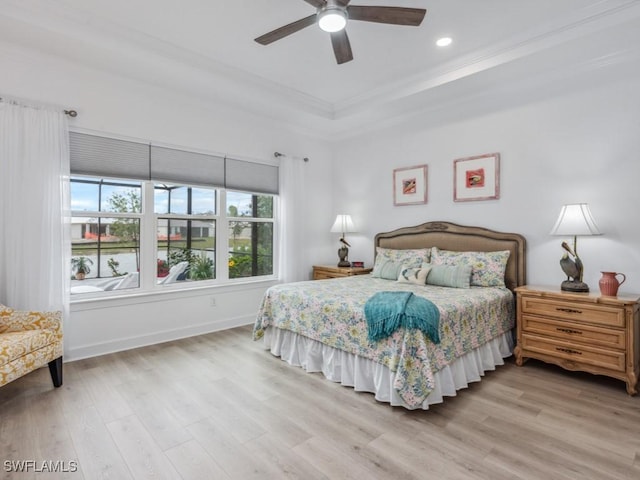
[70,277,280,311]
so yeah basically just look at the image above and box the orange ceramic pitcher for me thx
[599,271,626,296]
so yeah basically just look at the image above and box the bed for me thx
[253,221,526,410]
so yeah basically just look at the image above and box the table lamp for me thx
[550,203,602,292]
[330,214,356,267]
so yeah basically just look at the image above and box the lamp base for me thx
[561,280,589,293]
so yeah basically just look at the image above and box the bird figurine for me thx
[561,241,576,258]
[559,253,580,281]
[560,241,583,280]
[337,237,351,267]
[558,241,588,292]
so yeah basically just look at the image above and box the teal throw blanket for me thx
[364,291,440,344]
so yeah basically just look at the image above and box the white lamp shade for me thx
[330,214,356,234]
[550,203,602,236]
[318,8,347,32]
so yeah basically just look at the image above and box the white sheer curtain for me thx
[0,98,70,313]
[278,156,308,283]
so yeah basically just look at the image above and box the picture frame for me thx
[453,153,500,202]
[393,164,428,206]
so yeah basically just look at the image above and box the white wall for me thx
[0,43,334,360]
[3,39,640,360]
[330,72,640,294]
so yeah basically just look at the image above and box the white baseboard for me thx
[65,315,254,362]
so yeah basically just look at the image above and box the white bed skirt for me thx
[263,328,514,410]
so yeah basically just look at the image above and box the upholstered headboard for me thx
[374,221,526,292]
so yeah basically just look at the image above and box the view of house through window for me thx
[70,178,142,293]
[155,184,217,283]
[70,176,275,295]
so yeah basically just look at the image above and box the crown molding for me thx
[332,0,640,121]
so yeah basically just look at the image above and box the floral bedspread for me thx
[253,276,514,408]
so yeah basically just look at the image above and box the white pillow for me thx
[397,264,432,285]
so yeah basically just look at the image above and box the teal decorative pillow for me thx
[426,264,472,288]
[374,247,431,270]
[397,264,432,285]
[431,247,510,287]
[371,259,403,280]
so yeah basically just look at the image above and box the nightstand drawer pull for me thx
[556,347,582,355]
[556,307,583,314]
[556,327,583,335]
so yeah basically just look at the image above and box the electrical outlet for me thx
[209,297,216,307]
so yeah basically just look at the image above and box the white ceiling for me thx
[2,0,640,140]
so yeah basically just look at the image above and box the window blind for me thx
[70,132,278,194]
[70,132,150,180]
[225,157,279,195]
[150,145,225,187]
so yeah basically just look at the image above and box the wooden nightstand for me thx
[312,265,373,280]
[514,285,640,395]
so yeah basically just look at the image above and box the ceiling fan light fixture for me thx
[254,2,428,64]
[318,8,347,33]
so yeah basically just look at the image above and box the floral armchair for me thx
[0,303,63,388]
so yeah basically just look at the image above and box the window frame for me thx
[154,183,218,284]
[226,191,275,281]
[70,176,144,288]
[70,176,278,298]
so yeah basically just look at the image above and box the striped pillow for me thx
[371,259,403,280]
[426,264,472,289]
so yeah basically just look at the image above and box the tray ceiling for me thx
[2,0,639,139]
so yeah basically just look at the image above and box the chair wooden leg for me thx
[48,356,63,387]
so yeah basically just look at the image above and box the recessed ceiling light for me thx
[436,37,452,47]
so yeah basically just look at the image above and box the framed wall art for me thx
[453,153,500,202]
[393,164,428,206]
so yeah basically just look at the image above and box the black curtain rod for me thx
[0,96,77,117]
[274,151,309,162]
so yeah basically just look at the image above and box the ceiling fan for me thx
[254,0,427,65]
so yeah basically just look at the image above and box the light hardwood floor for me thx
[1,325,639,480]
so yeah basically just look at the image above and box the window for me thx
[69,132,279,296]
[71,178,142,291]
[227,191,274,279]
[155,184,217,282]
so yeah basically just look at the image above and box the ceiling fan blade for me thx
[330,30,353,64]
[302,0,326,7]
[347,6,426,26]
[254,14,317,45]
